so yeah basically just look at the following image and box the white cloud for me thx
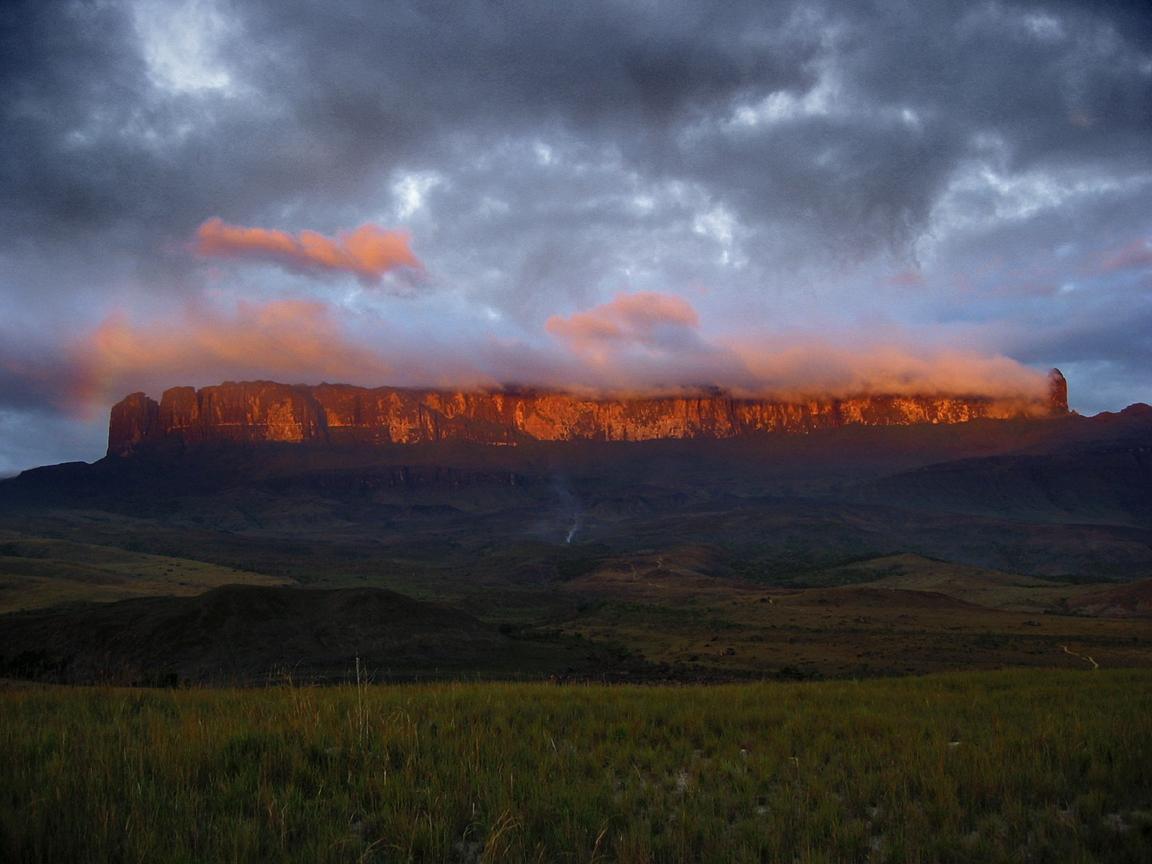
[391,171,445,220]
[727,61,842,129]
[925,151,1143,253]
[533,141,556,166]
[1023,12,1066,43]
[132,0,238,95]
[693,205,743,267]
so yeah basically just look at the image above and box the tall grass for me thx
[1,669,1150,862]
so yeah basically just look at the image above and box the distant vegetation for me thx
[2,670,1150,863]
[0,530,290,613]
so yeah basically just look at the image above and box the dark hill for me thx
[857,405,1152,526]
[1066,578,1152,618]
[0,585,615,685]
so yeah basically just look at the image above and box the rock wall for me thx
[106,372,1070,456]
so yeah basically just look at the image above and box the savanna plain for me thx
[3,670,1150,863]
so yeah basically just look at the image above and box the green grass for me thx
[2,670,1150,863]
[0,531,291,612]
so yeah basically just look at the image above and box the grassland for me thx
[2,669,1150,863]
[0,530,291,613]
[557,550,1152,678]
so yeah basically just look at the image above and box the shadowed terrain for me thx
[0,584,630,685]
[1,398,1149,683]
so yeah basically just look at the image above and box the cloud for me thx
[543,291,742,390]
[726,337,1049,401]
[1099,237,1152,274]
[4,0,1149,279]
[193,218,421,283]
[546,292,700,353]
[0,345,82,414]
[52,290,1050,419]
[73,299,393,408]
[547,291,1049,399]
[886,269,925,288]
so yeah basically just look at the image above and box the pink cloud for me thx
[545,292,1047,399]
[74,300,393,408]
[886,269,924,288]
[726,337,1048,400]
[61,290,1049,414]
[1099,238,1152,274]
[545,291,700,357]
[193,218,421,283]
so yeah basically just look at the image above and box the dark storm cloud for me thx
[0,352,76,414]
[0,0,809,255]
[240,0,811,132]
[1011,282,1152,404]
[3,0,1148,271]
[671,0,1151,261]
[0,0,818,311]
[1,0,1150,468]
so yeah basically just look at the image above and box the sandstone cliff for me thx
[107,371,1070,457]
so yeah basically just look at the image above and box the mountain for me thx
[2,376,1147,590]
[857,404,1152,527]
[1,375,1151,683]
[106,370,1069,455]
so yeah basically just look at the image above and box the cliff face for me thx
[108,392,160,456]
[106,372,1070,456]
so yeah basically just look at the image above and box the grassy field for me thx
[2,670,1150,863]
[0,530,291,612]
[555,551,1152,678]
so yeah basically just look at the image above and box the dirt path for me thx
[1061,645,1099,670]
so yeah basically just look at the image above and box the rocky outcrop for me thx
[108,392,160,456]
[1048,368,1068,412]
[106,371,1071,457]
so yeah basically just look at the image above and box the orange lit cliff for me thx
[107,370,1070,456]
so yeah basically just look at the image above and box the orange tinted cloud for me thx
[193,218,421,282]
[548,292,1047,399]
[75,300,392,407]
[66,290,1049,414]
[546,291,701,360]
[726,338,1048,400]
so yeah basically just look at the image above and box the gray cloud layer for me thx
[1,0,1150,471]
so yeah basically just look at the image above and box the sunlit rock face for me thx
[106,371,1070,456]
[108,392,160,455]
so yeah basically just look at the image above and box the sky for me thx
[1,0,1150,473]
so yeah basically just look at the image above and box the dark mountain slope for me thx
[858,405,1152,526]
[0,404,1148,593]
[0,585,618,684]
